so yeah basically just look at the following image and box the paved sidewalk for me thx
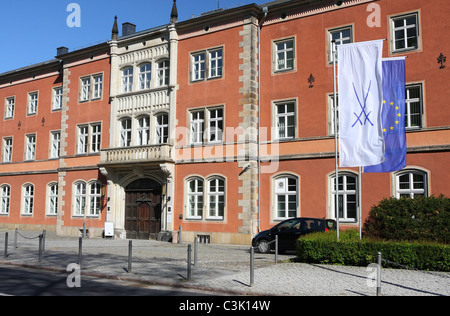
[0,230,449,296]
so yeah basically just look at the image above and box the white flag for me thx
[338,40,385,167]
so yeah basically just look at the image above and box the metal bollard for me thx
[179,225,182,244]
[187,244,192,281]
[128,240,133,273]
[377,252,382,296]
[194,236,198,266]
[83,223,87,238]
[78,237,83,269]
[250,246,255,287]
[4,232,8,258]
[14,228,18,249]
[38,234,43,263]
[275,235,279,264]
[42,230,46,253]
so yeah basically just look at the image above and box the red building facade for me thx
[0,0,448,244]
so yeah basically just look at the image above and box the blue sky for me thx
[0,0,269,74]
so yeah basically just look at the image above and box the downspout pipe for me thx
[257,6,268,233]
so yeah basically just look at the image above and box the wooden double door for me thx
[125,190,161,240]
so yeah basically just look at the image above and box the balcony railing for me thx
[100,144,173,165]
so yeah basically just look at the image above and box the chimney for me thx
[122,22,136,37]
[57,47,69,56]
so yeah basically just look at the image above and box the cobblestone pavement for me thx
[0,230,448,296]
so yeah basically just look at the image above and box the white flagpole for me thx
[332,40,340,240]
[359,166,362,240]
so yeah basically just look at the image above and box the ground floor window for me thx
[330,173,357,222]
[274,176,298,219]
[395,170,428,198]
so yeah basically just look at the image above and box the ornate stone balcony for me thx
[99,144,173,166]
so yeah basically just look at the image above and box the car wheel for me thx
[257,239,270,253]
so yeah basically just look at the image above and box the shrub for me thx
[363,195,450,244]
[296,231,450,272]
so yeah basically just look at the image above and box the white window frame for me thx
[5,97,14,119]
[28,92,38,115]
[80,77,91,102]
[157,60,169,86]
[275,101,296,139]
[26,134,36,161]
[405,84,423,129]
[93,75,103,100]
[22,184,34,215]
[88,182,102,216]
[187,178,204,219]
[74,181,86,216]
[91,124,102,153]
[207,177,225,220]
[0,185,10,215]
[190,110,205,145]
[155,113,169,144]
[139,63,152,90]
[391,12,420,53]
[192,52,206,81]
[52,87,63,110]
[208,108,223,143]
[330,173,358,223]
[3,137,12,163]
[327,26,353,63]
[395,170,428,199]
[80,74,103,101]
[209,49,223,79]
[78,125,89,154]
[47,183,58,216]
[50,131,61,159]
[120,118,132,147]
[137,116,151,146]
[274,176,298,220]
[122,67,134,93]
[274,38,295,72]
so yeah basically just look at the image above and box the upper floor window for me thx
[28,92,38,115]
[327,26,353,63]
[274,38,295,72]
[53,87,63,110]
[275,101,296,139]
[190,110,205,145]
[190,48,223,82]
[190,107,224,145]
[26,134,36,161]
[120,118,132,147]
[80,74,103,101]
[405,84,423,129]
[78,123,102,154]
[50,131,61,159]
[122,67,134,93]
[390,12,420,53]
[5,97,14,119]
[157,60,169,86]
[139,63,152,90]
[137,116,150,146]
[2,137,12,163]
[156,113,169,144]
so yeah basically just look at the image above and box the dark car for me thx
[252,217,336,253]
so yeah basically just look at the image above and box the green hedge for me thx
[296,231,450,272]
[363,195,450,244]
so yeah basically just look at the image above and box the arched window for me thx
[48,183,58,215]
[74,182,86,216]
[274,175,298,219]
[1,185,10,215]
[395,169,428,198]
[207,177,225,220]
[187,178,203,219]
[330,173,357,222]
[23,184,34,215]
[122,67,133,93]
